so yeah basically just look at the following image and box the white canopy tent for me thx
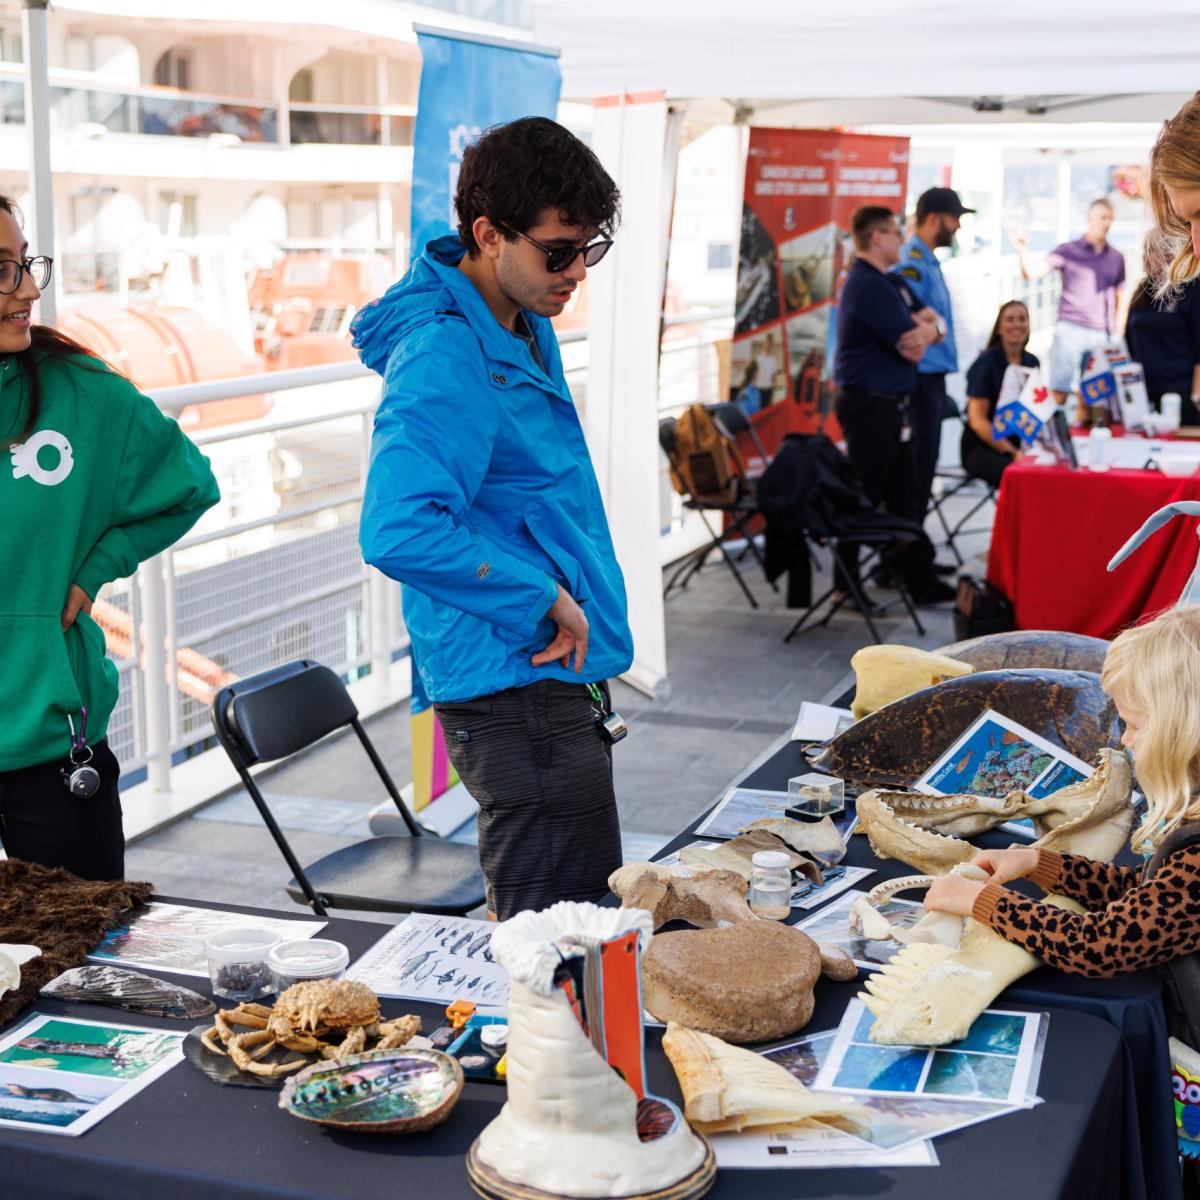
[534,0,1200,119]
[529,0,1199,701]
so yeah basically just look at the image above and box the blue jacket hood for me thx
[351,235,473,375]
[353,233,555,379]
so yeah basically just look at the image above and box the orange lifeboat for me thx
[56,305,268,432]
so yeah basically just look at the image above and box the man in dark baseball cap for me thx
[889,186,975,526]
[915,186,975,221]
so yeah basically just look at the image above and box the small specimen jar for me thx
[787,772,845,818]
[206,927,281,1001]
[267,938,350,994]
[748,850,792,921]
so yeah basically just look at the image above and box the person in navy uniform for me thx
[892,186,971,516]
[834,205,954,606]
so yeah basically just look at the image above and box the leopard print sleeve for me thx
[971,844,1200,979]
[1029,849,1142,910]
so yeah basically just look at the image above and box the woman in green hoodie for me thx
[0,197,219,881]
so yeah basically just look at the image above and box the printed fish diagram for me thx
[345,914,508,1005]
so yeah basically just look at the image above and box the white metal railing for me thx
[107,318,735,792]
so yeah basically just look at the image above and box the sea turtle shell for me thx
[935,631,1110,675]
[279,1047,464,1133]
[809,668,1121,789]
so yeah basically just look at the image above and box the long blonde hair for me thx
[1150,91,1200,297]
[1101,606,1200,854]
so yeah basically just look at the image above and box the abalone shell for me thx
[279,1047,464,1133]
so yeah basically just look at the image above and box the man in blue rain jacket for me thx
[353,117,632,920]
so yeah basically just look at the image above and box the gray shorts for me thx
[1048,319,1110,394]
[434,679,621,920]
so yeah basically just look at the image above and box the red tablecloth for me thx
[987,460,1200,639]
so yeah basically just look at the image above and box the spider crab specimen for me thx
[201,978,420,1077]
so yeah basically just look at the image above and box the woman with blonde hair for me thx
[924,605,1200,1191]
[1150,90,1200,298]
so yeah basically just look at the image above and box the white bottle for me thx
[747,850,792,921]
[1162,392,1183,433]
[1089,425,1112,472]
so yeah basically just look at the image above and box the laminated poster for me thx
[795,889,925,972]
[762,1031,1020,1152]
[695,787,857,842]
[0,1012,183,1136]
[816,999,1044,1109]
[708,1122,937,1169]
[912,709,1092,802]
[791,702,854,743]
[89,902,326,979]
[345,914,508,1006]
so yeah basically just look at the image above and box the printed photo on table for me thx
[0,1018,182,1080]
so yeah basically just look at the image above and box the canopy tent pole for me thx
[588,91,677,700]
[22,0,55,325]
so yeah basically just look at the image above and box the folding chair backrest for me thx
[213,660,358,768]
[708,402,771,470]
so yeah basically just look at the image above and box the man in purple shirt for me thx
[1013,198,1126,418]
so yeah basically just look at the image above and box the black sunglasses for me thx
[0,255,52,295]
[499,225,613,274]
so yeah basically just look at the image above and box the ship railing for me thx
[108,313,732,820]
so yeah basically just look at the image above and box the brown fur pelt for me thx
[0,858,154,1027]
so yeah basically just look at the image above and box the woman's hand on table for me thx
[924,873,987,916]
[971,846,1040,885]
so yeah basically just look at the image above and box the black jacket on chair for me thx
[757,434,934,605]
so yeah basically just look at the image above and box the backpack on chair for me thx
[664,403,739,506]
[954,575,1016,640]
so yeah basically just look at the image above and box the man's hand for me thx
[61,583,94,632]
[896,326,927,363]
[1007,225,1029,252]
[531,584,588,673]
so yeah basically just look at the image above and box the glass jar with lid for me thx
[748,850,792,920]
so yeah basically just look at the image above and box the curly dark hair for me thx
[455,116,621,257]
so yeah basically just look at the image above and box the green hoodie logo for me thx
[10,429,74,487]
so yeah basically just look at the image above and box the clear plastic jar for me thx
[206,927,281,1001]
[748,850,792,920]
[266,938,350,994]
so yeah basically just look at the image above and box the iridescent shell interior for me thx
[279,1047,464,1133]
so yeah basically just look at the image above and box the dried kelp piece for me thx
[0,859,154,1028]
[40,965,216,1019]
[809,669,1122,789]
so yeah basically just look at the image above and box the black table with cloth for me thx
[0,886,1127,1200]
[687,737,1177,1200]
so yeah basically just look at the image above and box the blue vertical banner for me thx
[411,28,562,260]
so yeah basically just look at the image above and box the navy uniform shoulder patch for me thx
[898,266,922,282]
[907,246,924,260]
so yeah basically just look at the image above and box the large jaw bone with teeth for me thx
[855,748,1133,875]
[850,866,1085,1045]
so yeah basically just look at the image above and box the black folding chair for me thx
[782,533,926,645]
[659,407,778,609]
[928,408,998,566]
[211,660,486,917]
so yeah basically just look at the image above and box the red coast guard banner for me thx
[733,129,910,454]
